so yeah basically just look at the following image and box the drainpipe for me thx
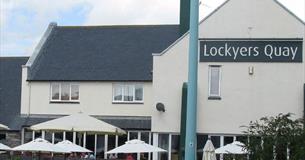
[179,83,188,160]
[185,0,199,159]
[303,84,305,128]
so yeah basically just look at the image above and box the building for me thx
[0,0,304,160]
[151,0,304,159]
[0,57,29,147]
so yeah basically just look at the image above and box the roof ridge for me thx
[57,24,179,29]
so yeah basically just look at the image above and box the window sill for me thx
[50,101,80,104]
[208,96,221,100]
[112,101,144,104]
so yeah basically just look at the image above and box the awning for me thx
[30,113,126,134]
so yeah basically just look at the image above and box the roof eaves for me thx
[274,0,305,26]
[154,0,304,57]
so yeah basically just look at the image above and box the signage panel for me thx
[199,39,303,62]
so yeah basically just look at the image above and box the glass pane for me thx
[54,132,63,144]
[210,67,220,96]
[117,135,127,159]
[51,83,60,100]
[211,136,220,148]
[0,134,5,140]
[224,136,234,145]
[96,135,105,159]
[211,136,221,160]
[61,84,70,100]
[171,135,180,160]
[45,132,53,143]
[158,134,169,160]
[197,134,208,160]
[236,136,247,144]
[76,133,83,146]
[71,85,79,100]
[86,134,95,152]
[135,84,143,101]
[24,128,32,143]
[129,132,138,140]
[34,131,42,139]
[107,135,116,153]
[140,132,150,160]
[123,85,133,101]
[66,132,73,142]
[113,85,123,101]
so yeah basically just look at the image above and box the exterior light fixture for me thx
[249,66,254,75]
[156,103,165,112]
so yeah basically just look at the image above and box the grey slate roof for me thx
[28,25,180,81]
[0,57,29,130]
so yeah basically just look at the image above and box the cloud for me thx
[0,0,304,56]
[84,0,179,25]
[83,0,228,25]
[0,0,90,56]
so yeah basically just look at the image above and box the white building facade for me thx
[17,0,304,160]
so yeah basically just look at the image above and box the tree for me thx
[242,113,305,160]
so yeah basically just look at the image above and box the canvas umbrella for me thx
[215,141,248,154]
[202,139,216,160]
[12,138,70,160]
[0,124,9,130]
[0,143,11,151]
[30,113,125,134]
[107,139,167,154]
[55,140,92,153]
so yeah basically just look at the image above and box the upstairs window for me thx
[208,65,221,99]
[113,83,143,103]
[51,83,79,102]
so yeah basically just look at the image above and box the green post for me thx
[185,0,199,159]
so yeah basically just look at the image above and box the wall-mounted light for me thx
[156,103,165,112]
[248,66,254,75]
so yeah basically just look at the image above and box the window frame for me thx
[208,65,221,99]
[112,83,144,104]
[50,83,80,103]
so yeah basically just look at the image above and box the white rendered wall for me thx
[152,0,305,134]
[20,73,153,117]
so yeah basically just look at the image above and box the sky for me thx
[0,0,304,57]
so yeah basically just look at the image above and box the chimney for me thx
[179,0,191,36]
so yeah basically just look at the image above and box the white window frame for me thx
[50,83,80,102]
[112,83,144,103]
[208,65,221,98]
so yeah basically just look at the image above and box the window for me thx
[113,83,143,103]
[208,65,221,99]
[50,83,79,102]
[0,133,6,140]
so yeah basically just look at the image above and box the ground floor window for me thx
[54,132,63,144]
[197,134,209,160]
[158,134,169,160]
[96,135,105,158]
[21,129,247,160]
[0,133,6,140]
[22,129,152,159]
[171,135,180,160]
